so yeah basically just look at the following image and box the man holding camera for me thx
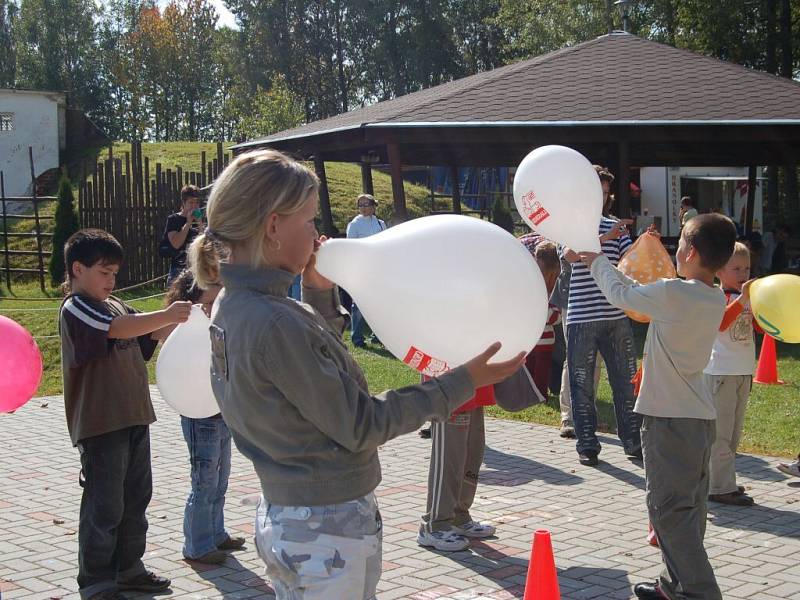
[162,185,204,285]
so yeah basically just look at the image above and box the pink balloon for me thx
[0,315,43,413]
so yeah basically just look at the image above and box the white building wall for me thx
[0,90,65,197]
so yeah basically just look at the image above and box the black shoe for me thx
[353,340,366,348]
[633,582,667,599]
[578,450,599,466]
[418,427,431,439]
[117,571,171,593]
[218,535,246,550]
[627,449,644,460]
[709,491,755,506]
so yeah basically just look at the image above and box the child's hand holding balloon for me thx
[165,300,192,324]
[579,251,602,267]
[739,278,757,306]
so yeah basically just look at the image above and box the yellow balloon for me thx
[750,274,800,343]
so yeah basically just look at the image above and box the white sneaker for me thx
[451,520,496,538]
[417,529,469,551]
[777,460,800,478]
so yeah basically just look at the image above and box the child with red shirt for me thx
[418,370,538,551]
[519,234,562,396]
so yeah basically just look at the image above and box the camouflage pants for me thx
[254,493,382,600]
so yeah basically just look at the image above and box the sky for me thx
[156,0,238,29]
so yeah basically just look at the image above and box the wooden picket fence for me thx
[78,141,230,287]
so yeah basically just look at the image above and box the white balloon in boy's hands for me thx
[156,304,220,418]
[513,145,603,252]
[314,214,549,375]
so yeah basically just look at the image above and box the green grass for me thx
[2,284,798,458]
[3,141,797,457]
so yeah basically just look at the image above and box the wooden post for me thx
[313,155,336,236]
[360,163,374,195]
[216,142,224,179]
[1,171,11,290]
[617,140,631,218]
[28,147,46,292]
[745,165,757,236]
[200,151,207,187]
[387,143,408,222]
[92,159,99,227]
[450,165,462,214]
[97,162,105,230]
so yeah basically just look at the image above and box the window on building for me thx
[0,113,14,132]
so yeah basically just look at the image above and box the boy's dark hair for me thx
[164,270,204,306]
[683,214,737,272]
[181,184,200,204]
[63,229,124,293]
[534,241,560,272]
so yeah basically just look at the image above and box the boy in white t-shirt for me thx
[580,214,737,600]
[705,242,760,506]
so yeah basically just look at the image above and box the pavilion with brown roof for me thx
[233,32,800,235]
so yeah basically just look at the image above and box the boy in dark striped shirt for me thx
[561,166,641,466]
[59,229,191,600]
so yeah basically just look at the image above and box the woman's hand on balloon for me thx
[302,236,335,291]
[646,224,661,238]
[579,251,601,266]
[563,248,580,263]
[165,301,192,324]
[463,343,526,389]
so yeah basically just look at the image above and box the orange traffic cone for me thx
[754,335,784,385]
[523,529,560,600]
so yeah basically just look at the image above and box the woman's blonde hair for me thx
[188,150,319,288]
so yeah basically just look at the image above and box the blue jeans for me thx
[77,426,151,599]
[567,318,641,456]
[181,415,232,558]
[167,263,185,287]
[350,303,379,346]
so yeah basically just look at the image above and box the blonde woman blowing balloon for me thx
[187,150,525,600]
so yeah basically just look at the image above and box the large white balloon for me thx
[513,145,603,252]
[156,304,220,418]
[315,214,549,376]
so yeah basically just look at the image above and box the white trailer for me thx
[639,166,765,237]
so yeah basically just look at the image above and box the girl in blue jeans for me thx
[160,271,246,564]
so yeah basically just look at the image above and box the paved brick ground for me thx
[1,388,799,600]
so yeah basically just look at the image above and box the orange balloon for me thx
[617,233,677,323]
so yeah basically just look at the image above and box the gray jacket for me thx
[210,263,476,506]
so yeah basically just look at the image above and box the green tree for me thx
[0,0,16,87]
[14,0,106,128]
[233,74,305,140]
[49,175,81,287]
[491,195,515,233]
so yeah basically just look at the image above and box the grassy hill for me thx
[110,141,439,232]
